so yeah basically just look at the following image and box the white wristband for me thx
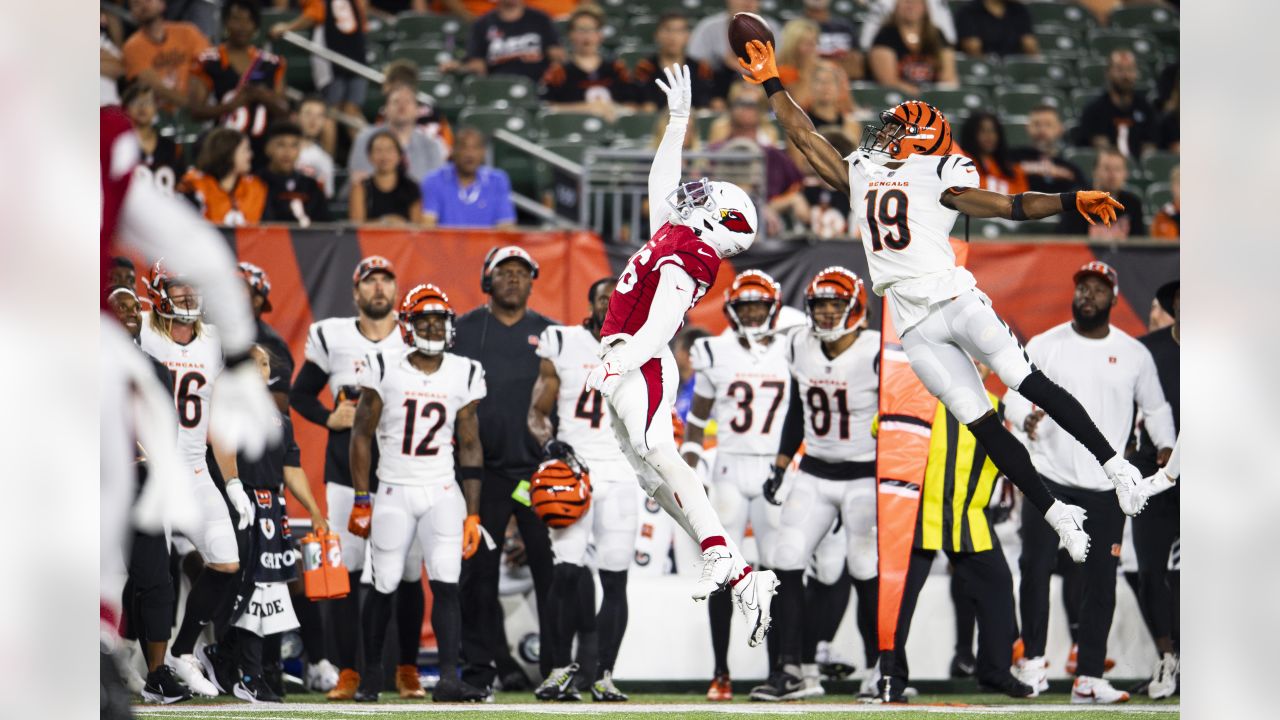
[680,442,705,457]
[226,477,242,487]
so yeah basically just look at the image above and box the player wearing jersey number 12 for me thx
[584,64,780,648]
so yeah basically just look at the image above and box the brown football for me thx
[728,12,774,64]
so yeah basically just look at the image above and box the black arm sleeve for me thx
[289,360,332,427]
[777,378,805,460]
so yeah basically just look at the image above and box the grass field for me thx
[133,691,1180,719]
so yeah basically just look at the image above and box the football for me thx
[728,12,774,64]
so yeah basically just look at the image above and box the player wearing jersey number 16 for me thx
[584,64,779,649]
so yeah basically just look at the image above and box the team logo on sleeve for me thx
[718,208,754,234]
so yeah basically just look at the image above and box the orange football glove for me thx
[737,40,778,85]
[1076,191,1124,226]
[347,496,372,538]
[462,514,482,559]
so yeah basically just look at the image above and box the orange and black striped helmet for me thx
[530,455,592,528]
[859,100,953,161]
[145,259,202,323]
[804,266,867,342]
[723,269,782,340]
[398,283,456,355]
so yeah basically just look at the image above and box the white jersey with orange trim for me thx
[690,331,794,456]
[304,316,407,401]
[846,150,981,331]
[140,317,226,465]
[536,324,627,465]
[358,348,486,487]
[787,328,881,463]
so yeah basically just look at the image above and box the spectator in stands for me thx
[101,14,125,106]
[349,130,424,225]
[271,0,370,123]
[1150,165,1179,240]
[1075,50,1157,158]
[368,0,429,23]
[190,0,289,171]
[1156,63,1178,152]
[868,0,958,96]
[799,127,856,240]
[432,0,498,22]
[803,61,861,142]
[421,128,517,228]
[777,19,822,93]
[541,6,634,121]
[260,122,332,226]
[803,0,864,80]
[1059,149,1145,238]
[960,111,1029,195]
[122,0,210,110]
[178,127,268,226]
[955,0,1038,58]
[453,0,564,81]
[688,1,780,99]
[380,60,455,151]
[632,13,720,111]
[296,95,337,198]
[122,84,185,198]
[860,0,957,51]
[348,85,446,185]
[1009,104,1087,195]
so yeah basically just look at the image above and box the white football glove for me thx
[210,360,282,460]
[224,478,254,531]
[585,360,625,398]
[654,63,692,119]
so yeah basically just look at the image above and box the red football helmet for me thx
[144,259,202,323]
[804,266,867,342]
[530,455,592,528]
[723,269,782,342]
[398,284,455,355]
[859,100,954,161]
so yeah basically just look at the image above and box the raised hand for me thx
[653,63,692,119]
[1075,191,1125,226]
[737,40,779,85]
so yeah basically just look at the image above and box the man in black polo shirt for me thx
[454,246,558,693]
[459,0,564,82]
[1010,105,1086,195]
[259,123,331,227]
[237,262,294,413]
[955,0,1038,57]
[1075,50,1158,158]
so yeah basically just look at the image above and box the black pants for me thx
[1019,477,1124,678]
[460,473,555,688]
[886,535,1018,684]
[1131,480,1179,649]
[122,530,175,649]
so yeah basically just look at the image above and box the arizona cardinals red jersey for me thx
[101,106,138,308]
[602,223,721,337]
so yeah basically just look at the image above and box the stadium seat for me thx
[1001,57,1074,89]
[613,112,659,141]
[955,56,999,87]
[493,152,539,198]
[1033,29,1082,59]
[617,48,652,72]
[851,84,908,114]
[1062,147,1098,181]
[1018,218,1062,235]
[1141,152,1179,184]
[1089,30,1158,60]
[1003,120,1031,149]
[995,86,1067,119]
[961,217,1018,239]
[425,75,464,115]
[457,108,535,137]
[1108,5,1178,32]
[362,86,385,120]
[1146,181,1173,210]
[919,88,989,119]
[1077,58,1108,88]
[388,42,446,67]
[463,75,540,110]
[366,19,398,47]
[1025,1,1093,31]
[628,18,661,45]
[535,141,589,198]
[539,111,613,143]
[394,12,466,43]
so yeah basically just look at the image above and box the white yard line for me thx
[134,702,1182,716]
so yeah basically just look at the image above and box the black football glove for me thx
[763,465,786,506]
[542,439,575,461]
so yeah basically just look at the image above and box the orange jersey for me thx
[430,0,497,16]
[1151,205,1179,239]
[301,0,367,31]
[968,154,1029,195]
[179,170,268,226]
[121,22,210,98]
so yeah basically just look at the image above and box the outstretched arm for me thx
[649,64,692,232]
[942,187,1124,226]
[739,40,850,197]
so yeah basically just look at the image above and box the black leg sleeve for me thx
[967,413,1057,513]
[774,569,806,667]
[1015,370,1116,465]
[429,581,463,678]
[327,571,363,670]
[549,562,582,669]
[171,568,237,656]
[950,570,977,661]
[460,482,516,690]
[396,580,425,666]
[596,570,629,677]
[707,588,734,675]
[361,589,394,688]
[852,577,880,669]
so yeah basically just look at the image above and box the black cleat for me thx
[979,673,1036,698]
[534,663,580,701]
[749,669,803,702]
[197,643,238,695]
[432,677,487,703]
[950,655,977,679]
[264,666,285,698]
[498,668,532,691]
[874,675,908,704]
[590,671,629,702]
[142,665,193,705]
[233,674,283,704]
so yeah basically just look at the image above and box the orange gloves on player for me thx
[348,492,372,538]
[462,514,482,559]
[1075,191,1125,226]
[736,40,779,85]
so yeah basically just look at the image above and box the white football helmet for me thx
[666,178,758,257]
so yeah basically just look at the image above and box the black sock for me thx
[263,632,281,677]
[775,569,806,668]
[396,580,425,667]
[235,628,264,678]
[803,575,848,664]
[596,570,629,678]
[574,567,598,679]
[950,572,976,661]
[1017,370,1116,464]
[329,571,362,670]
[171,569,237,656]
[968,413,1056,513]
[852,577,879,668]
[361,589,394,688]
[291,582,328,663]
[429,581,462,678]
[708,587,734,675]
[550,563,584,669]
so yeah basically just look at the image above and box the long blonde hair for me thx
[777,18,820,71]
[147,309,204,341]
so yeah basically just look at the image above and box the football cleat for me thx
[534,662,580,701]
[1045,501,1091,563]
[397,664,426,698]
[141,665,193,705]
[816,640,858,679]
[1072,675,1130,704]
[327,668,360,701]
[733,569,779,647]
[1148,653,1179,700]
[978,672,1036,698]
[233,674,283,704]
[706,673,732,702]
[749,668,802,701]
[432,677,487,703]
[691,546,735,600]
[787,665,825,700]
[498,668,533,691]
[196,643,237,695]
[165,651,218,698]
[1013,656,1049,696]
[950,655,977,678]
[857,662,882,699]
[305,660,340,692]
[873,675,908,704]
[591,671,629,702]
[1104,456,1150,516]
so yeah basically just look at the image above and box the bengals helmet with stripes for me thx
[145,259,202,323]
[530,453,592,528]
[398,283,456,356]
[804,266,867,342]
[724,270,782,342]
[858,100,954,161]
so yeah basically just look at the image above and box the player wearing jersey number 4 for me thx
[584,64,779,648]
[739,40,1153,563]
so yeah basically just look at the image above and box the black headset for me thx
[480,246,540,294]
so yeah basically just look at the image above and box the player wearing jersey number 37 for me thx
[740,40,1155,576]
[584,64,779,648]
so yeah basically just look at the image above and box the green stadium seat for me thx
[1062,147,1098,181]
[457,108,535,137]
[962,217,1018,239]
[1034,29,1082,59]
[995,86,1067,118]
[1141,152,1179,184]
[628,18,661,45]
[1109,5,1178,32]
[388,43,446,67]
[693,112,717,140]
[262,9,298,29]
[955,56,999,87]
[535,141,589,197]
[539,111,613,143]
[493,153,539,198]
[617,48,652,72]
[278,44,315,92]
[1077,58,1108,88]
[1025,1,1094,31]
[1089,30,1158,60]
[1146,182,1173,210]
[361,86,385,120]
[462,75,540,109]
[424,75,463,113]
[1003,119,1031,149]
[613,112,659,141]
[919,88,989,118]
[394,12,466,43]
[1002,57,1075,89]
[1019,218,1062,235]
[851,83,908,114]
[366,19,398,46]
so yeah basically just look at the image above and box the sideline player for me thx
[347,284,488,703]
[756,267,881,701]
[682,270,794,700]
[583,64,778,646]
[289,257,427,700]
[528,278,639,702]
[740,41,1152,567]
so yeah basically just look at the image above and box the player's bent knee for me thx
[771,530,809,571]
[989,349,1033,390]
[847,538,877,581]
[428,549,463,585]
[942,386,988,425]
